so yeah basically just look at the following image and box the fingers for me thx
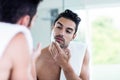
[64,49,69,55]
[51,42,57,59]
[54,41,70,57]
[36,43,42,55]
[54,41,62,54]
[64,48,71,60]
[32,43,42,61]
[49,41,71,60]
[49,42,59,59]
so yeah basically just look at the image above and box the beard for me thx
[54,35,67,49]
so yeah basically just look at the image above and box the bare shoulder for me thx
[3,32,32,79]
[4,32,30,61]
[80,48,90,80]
[38,46,50,58]
[41,46,49,54]
[37,46,52,65]
[0,33,31,79]
[84,49,90,63]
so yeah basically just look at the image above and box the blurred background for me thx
[31,0,120,80]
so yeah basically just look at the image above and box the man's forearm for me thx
[62,63,82,80]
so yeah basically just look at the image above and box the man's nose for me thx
[59,29,65,36]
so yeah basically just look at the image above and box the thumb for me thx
[33,43,42,61]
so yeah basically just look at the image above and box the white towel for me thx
[0,22,33,57]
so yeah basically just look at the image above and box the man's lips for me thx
[55,37,64,43]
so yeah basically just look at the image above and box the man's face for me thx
[52,17,76,49]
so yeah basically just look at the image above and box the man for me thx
[36,9,90,80]
[0,0,42,80]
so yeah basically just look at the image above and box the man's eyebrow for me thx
[67,27,74,31]
[57,22,63,26]
[57,21,74,31]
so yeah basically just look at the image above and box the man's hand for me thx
[31,43,42,80]
[32,43,42,62]
[49,41,71,68]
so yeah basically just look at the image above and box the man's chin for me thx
[57,42,64,49]
[60,44,67,49]
[55,40,66,48]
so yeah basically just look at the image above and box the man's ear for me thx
[17,15,30,27]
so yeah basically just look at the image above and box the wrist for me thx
[62,62,72,72]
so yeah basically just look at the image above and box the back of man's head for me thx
[0,0,42,23]
[0,0,2,20]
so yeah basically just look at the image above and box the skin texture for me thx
[36,17,90,80]
[0,15,41,80]
[0,33,33,80]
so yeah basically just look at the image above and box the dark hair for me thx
[0,1,2,20]
[53,9,81,34]
[0,0,42,23]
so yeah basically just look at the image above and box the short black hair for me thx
[0,0,2,20]
[0,0,43,23]
[53,9,81,34]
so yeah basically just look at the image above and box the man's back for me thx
[0,0,43,79]
[0,23,33,80]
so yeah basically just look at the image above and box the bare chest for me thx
[37,54,61,80]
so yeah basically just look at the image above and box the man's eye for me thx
[66,30,72,34]
[57,26,62,29]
